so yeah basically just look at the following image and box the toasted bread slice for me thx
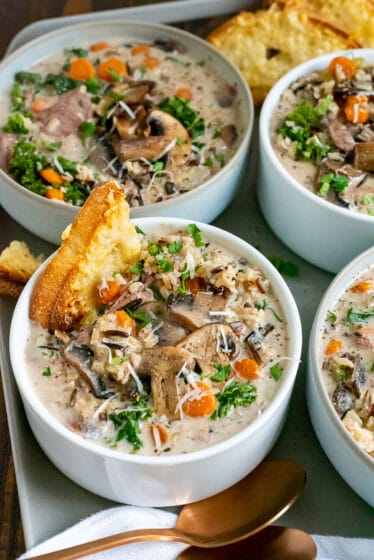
[30,182,141,332]
[267,0,374,47]
[207,5,358,104]
[0,240,43,298]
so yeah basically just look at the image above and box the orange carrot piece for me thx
[32,98,48,113]
[328,56,356,81]
[235,358,260,380]
[325,340,342,355]
[99,280,122,304]
[150,424,169,445]
[182,381,217,417]
[351,281,373,293]
[131,44,151,55]
[97,57,127,81]
[45,187,64,201]
[144,56,160,70]
[40,168,64,185]
[175,88,193,101]
[69,58,96,81]
[344,95,370,124]
[115,310,136,333]
[90,41,112,52]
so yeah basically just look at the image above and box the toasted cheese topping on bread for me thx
[30,182,141,331]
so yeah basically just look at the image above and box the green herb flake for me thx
[130,261,144,275]
[148,243,161,256]
[187,223,205,247]
[326,310,337,323]
[125,308,152,327]
[155,255,173,273]
[269,256,299,278]
[362,194,374,205]
[255,299,283,322]
[210,364,231,382]
[15,71,42,85]
[2,114,29,134]
[178,264,191,294]
[79,120,96,140]
[270,363,283,381]
[176,138,186,145]
[109,356,127,365]
[346,308,374,324]
[158,97,205,139]
[64,182,90,206]
[43,73,79,95]
[108,68,124,83]
[108,396,152,451]
[212,381,257,419]
[165,56,191,67]
[56,156,77,174]
[319,173,349,197]
[196,60,206,67]
[42,366,52,377]
[152,161,164,173]
[65,47,89,58]
[168,240,182,254]
[135,225,145,235]
[149,283,164,301]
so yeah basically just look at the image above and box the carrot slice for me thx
[351,281,373,293]
[175,88,193,101]
[45,187,64,201]
[344,95,369,124]
[115,310,136,333]
[325,340,342,355]
[90,41,112,52]
[99,280,122,304]
[235,358,260,380]
[32,98,48,113]
[144,56,160,70]
[182,381,217,417]
[328,56,356,81]
[150,424,169,446]
[69,58,96,81]
[40,168,64,185]
[98,58,127,81]
[131,44,151,56]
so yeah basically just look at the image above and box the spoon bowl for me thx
[177,526,317,560]
[28,459,306,560]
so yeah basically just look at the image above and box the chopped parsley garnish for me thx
[65,47,89,57]
[148,243,161,256]
[178,264,191,294]
[279,96,333,162]
[79,120,96,140]
[2,114,29,134]
[109,356,127,365]
[346,308,374,323]
[8,139,48,195]
[212,124,222,139]
[270,363,283,381]
[362,194,374,205]
[210,363,231,382]
[212,381,257,419]
[56,155,77,174]
[255,300,283,323]
[42,366,52,377]
[155,255,173,273]
[204,157,213,167]
[196,60,206,67]
[168,241,182,254]
[108,397,152,451]
[64,182,90,205]
[86,76,102,94]
[319,173,349,197]
[158,97,205,139]
[176,138,186,145]
[108,68,124,83]
[326,310,337,323]
[43,73,78,95]
[10,83,26,113]
[149,283,164,301]
[125,308,152,327]
[187,223,204,247]
[152,161,164,173]
[269,256,299,278]
[165,56,191,67]
[130,261,144,275]
[135,225,145,235]
[15,71,42,85]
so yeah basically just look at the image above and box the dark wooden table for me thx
[0,2,230,557]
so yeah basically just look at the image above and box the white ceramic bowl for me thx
[10,217,302,506]
[258,49,374,274]
[0,21,253,246]
[307,246,374,507]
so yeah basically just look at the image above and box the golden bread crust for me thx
[29,182,141,331]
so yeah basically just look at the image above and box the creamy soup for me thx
[320,265,374,458]
[1,38,242,207]
[26,226,290,456]
[271,56,374,216]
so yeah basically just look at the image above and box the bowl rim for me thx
[308,244,374,468]
[0,19,254,215]
[260,48,374,225]
[10,217,302,466]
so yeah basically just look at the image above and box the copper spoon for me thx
[178,526,317,559]
[28,459,306,560]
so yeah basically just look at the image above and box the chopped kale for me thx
[43,73,79,95]
[2,114,29,134]
[56,156,78,174]
[8,139,48,195]
[63,182,90,205]
[15,71,42,85]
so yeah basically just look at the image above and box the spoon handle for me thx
[28,527,185,560]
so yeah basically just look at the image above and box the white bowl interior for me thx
[10,217,302,467]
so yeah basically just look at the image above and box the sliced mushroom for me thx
[135,346,195,419]
[333,353,367,399]
[177,323,240,376]
[166,290,228,330]
[153,39,187,53]
[62,340,115,399]
[354,327,374,349]
[216,84,237,108]
[109,284,154,313]
[315,159,366,207]
[332,383,354,415]
[328,116,356,153]
[136,301,188,346]
[220,124,238,147]
[114,80,156,105]
[353,142,374,171]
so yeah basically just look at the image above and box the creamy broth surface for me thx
[1,38,242,206]
[25,228,290,456]
[320,264,374,458]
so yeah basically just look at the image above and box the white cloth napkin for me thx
[19,505,374,560]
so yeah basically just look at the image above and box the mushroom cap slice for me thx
[166,291,228,331]
[177,322,240,376]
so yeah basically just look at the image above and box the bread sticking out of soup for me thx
[26,182,293,456]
